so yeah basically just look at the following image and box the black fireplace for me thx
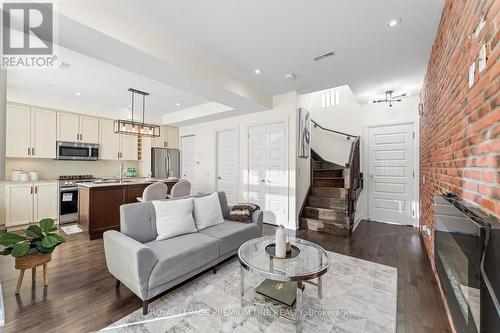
[434,195,500,333]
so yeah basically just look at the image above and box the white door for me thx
[368,123,415,225]
[99,119,120,160]
[5,184,33,227]
[57,112,80,142]
[33,182,59,222]
[181,135,196,182]
[216,129,239,204]
[248,122,288,226]
[120,135,138,160]
[79,116,99,143]
[31,108,57,158]
[6,104,31,157]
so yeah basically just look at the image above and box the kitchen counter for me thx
[78,178,179,240]
[77,178,179,188]
[0,179,58,184]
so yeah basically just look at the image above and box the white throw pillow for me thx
[153,198,197,241]
[193,193,224,230]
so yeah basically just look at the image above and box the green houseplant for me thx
[0,218,66,257]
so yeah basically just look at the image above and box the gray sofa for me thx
[103,192,263,314]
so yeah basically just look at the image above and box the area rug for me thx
[101,252,397,333]
[60,225,83,235]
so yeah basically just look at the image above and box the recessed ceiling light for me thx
[176,103,181,106]
[76,92,81,96]
[254,68,261,75]
[387,18,402,27]
[59,62,71,70]
[285,73,296,80]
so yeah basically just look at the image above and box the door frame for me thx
[180,134,195,181]
[363,119,419,227]
[247,120,289,226]
[214,127,240,202]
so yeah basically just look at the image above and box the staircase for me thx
[299,120,363,237]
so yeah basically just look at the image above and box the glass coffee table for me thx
[238,236,329,331]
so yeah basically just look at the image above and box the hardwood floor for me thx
[0,220,450,333]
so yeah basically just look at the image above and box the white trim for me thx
[214,127,239,203]
[247,120,289,227]
[363,118,419,228]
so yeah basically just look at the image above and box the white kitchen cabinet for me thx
[57,112,80,142]
[4,182,59,228]
[4,183,34,227]
[99,119,137,160]
[166,126,179,149]
[99,119,121,160]
[31,108,57,158]
[120,134,138,160]
[6,104,31,157]
[33,182,59,222]
[6,104,57,159]
[79,116,99,143]
[57,112,99,143]
[152,126,179,148]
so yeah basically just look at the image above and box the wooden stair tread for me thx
[300,217,348,228]
[304,205,346,212]
[313,176,343,179]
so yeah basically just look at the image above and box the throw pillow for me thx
[227,203,260,223]
[153,198,197,241]
[193,192,224,230]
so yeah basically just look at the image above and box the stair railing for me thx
[311,119,363,220]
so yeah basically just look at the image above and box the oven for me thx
[60,186,78,224]
[56,141,99,161]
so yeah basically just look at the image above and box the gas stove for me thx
[58,175,95,188]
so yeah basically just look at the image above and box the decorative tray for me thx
[265,243,300,259]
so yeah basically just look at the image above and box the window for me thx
[321,90,340,108]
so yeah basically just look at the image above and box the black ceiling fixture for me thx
[372,90,407,107]
[114,88,160,137]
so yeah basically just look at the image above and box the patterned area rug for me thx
[101,252,397,333]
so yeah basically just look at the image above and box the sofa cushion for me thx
[193,193,224,230]
[153,198,197,241]
[145,233,219,289]
[120,202,157,243]
[200,221,261,256]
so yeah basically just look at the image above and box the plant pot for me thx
[15,253,51,270]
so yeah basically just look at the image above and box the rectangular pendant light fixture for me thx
[114,88,161,138]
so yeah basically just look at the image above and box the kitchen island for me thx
[78,178,178,240]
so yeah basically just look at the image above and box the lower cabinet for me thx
[4,182,59,228]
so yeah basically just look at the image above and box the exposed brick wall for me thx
[420,0,499,260]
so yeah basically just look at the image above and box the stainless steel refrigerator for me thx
[151,148,180,179]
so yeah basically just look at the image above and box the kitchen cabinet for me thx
[152,126,179,149]
[4,181,59,228]
[6,104,57,158]
[57,112,99,143]
[33,182,59,222]
[99,119,137,160]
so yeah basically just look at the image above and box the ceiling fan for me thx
[372,90,407,107]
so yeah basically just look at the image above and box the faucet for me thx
[119,162,124,182]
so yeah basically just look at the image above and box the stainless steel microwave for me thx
[56,141,99,160]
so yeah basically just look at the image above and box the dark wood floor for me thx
[0,220,451,333]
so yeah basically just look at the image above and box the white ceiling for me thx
[7,47,209,123]
[7,0,444,123]
[105,0,444,101]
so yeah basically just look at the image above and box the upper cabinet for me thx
[6,104,56,158]
[152,126,179,149]
[99,119,138,160]
[57,112,99,143]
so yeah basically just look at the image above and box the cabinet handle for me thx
[31,186,33,194]
[31,147,34,155]
[28,147,31,156]
[80,134,83,140]
[35,186,38,194]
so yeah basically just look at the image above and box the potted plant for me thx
[0,218,66,294]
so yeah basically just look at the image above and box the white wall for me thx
[179,92,300,229]
[299,92,419,224]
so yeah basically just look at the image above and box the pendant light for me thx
[114,88,160,137]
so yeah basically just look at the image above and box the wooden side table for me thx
[14,253,51,295]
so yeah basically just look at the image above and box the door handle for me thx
[261,179,265,183]
[217,176,221,179]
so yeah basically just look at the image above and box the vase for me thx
[275,225,286,258]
